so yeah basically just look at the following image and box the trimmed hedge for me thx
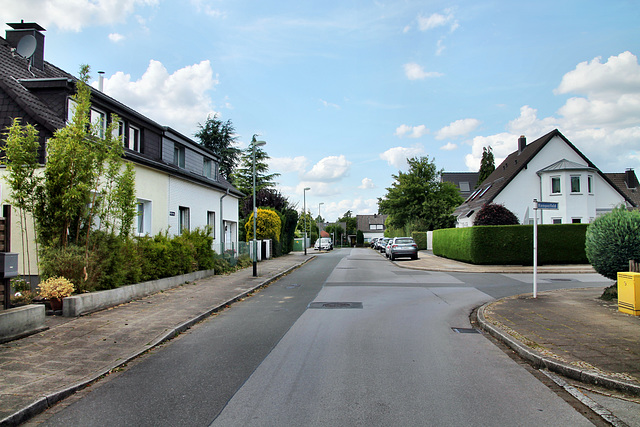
[412,232,428,250]
[433,224,589,265]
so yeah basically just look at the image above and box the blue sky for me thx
[2,1,639,221]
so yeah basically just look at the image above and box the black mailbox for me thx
[0,252,18,278]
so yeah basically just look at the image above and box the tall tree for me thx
[194,115,241,180]
[476,146,495,187]
[232,138,280,195]
[378,156,463,231]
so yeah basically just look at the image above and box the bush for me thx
[412,232,428,250]
[474,203,519,226]
[585,207,640,280]
[434,224,589,265]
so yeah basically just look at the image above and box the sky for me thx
[2,0,640,221]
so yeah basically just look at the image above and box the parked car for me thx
[370,237,379,248]
[378,238,390,253]
[314,237,333,251]
[387,237,418,261]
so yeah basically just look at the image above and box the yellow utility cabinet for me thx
[617,272,640,316]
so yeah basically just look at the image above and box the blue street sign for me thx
[536,202,558,210]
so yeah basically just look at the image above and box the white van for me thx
[314,237,333,251]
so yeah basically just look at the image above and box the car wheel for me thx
[390,254,395,261]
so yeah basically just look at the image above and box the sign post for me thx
[532,200,559,298]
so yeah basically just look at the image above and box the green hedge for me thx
[411,232,428,250]
[433,224,588,265]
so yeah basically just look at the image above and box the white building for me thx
[453,130,636,227]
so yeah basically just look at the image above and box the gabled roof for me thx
[356,214,388,232]
[441,172,479,198]
[453,129,636,219]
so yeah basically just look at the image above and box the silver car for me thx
[387,237,418,261]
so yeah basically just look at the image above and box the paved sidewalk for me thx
[0,253,314,426]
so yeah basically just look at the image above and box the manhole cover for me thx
[308,302,363,309]
[451,327,481,334]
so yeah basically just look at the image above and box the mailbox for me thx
[0,252,18,278]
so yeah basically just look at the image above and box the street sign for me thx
[536,201,558,210]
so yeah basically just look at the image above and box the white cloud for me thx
[436,118,481,140]
[436,38,445,56]
[394,124,428,138]
[380,144,425,169]
[403,63,443,80]
[108,33,125,43]
[270,156,309,174]
[358,178,375,189]
[417,8,458,32]
[464,52,640,173]
[304,155,352,182]
[0,0,158,32]
[440,142,457,151]
[100,59,219,136]
[320,99,340,109]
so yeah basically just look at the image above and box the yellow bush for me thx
[37,276,75,299]
[245,208,281,242]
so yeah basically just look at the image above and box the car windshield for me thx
[396,238,414,244]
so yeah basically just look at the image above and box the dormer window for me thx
[203,158,212,178]
[90,108,106,139]
[128,125,141,152]
[173,143,185,168]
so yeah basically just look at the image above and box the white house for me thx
[0,22,243,278]
[453,129,636,227]
[356,214,388,243]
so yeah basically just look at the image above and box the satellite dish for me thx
[16,34,37,59]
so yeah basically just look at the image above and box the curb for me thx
[0,257,314,427]
[476,301,640,398]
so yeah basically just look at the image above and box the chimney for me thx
[6,21,46,71]
[518,135,526,153]
[625,168,638,189]
[98,71,105,92]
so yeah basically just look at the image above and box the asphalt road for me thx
[36,248,609,426]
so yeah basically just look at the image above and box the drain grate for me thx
[308,302,363,309]
[547,278,574,282]
[451,327,481,334]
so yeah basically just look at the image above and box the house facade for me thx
[356,214,388,243]
[0,22,243,275]
[453,130,636,227]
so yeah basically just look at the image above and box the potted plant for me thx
[37,276,75,312]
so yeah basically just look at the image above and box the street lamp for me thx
[252,135,266,277]
[303,187,310,255]
[318,202,324,253]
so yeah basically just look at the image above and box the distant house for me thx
[356,214,388,243]
[453,129,636,227]
[0,22,243,277]
[441,172,480,199]
[605,169,640,209]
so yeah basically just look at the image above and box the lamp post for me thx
[303,187,310,255]
[252,135,266,277]
[318,202,324,252]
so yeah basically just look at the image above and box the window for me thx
[207,211,216,238]
[203,159,212,178]
[174,144,185,168]
[553,218,562,224]
[588,175,593,193]
[112,120,125,142]
[369,224,384,230]
[90,108,106,139]
[179,206,190,234]
[571,176,581,193]
[67,98,77,122]
[572,218,582,224]
[551,176,561,194]
[128,125,141,152]
[136,199,151,235]
[459,182,470,192]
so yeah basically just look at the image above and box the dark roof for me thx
[356,214,388,232]
[441,172,479,198]
[453,129,637,218]
[605,170,640,208]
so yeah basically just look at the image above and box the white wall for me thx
[167,175,239,250]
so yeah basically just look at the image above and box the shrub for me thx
[245,208,282,242]
[585,207,640,280]
[412,232,428,250]
[37,276,75,299]
[473,203,519,226]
